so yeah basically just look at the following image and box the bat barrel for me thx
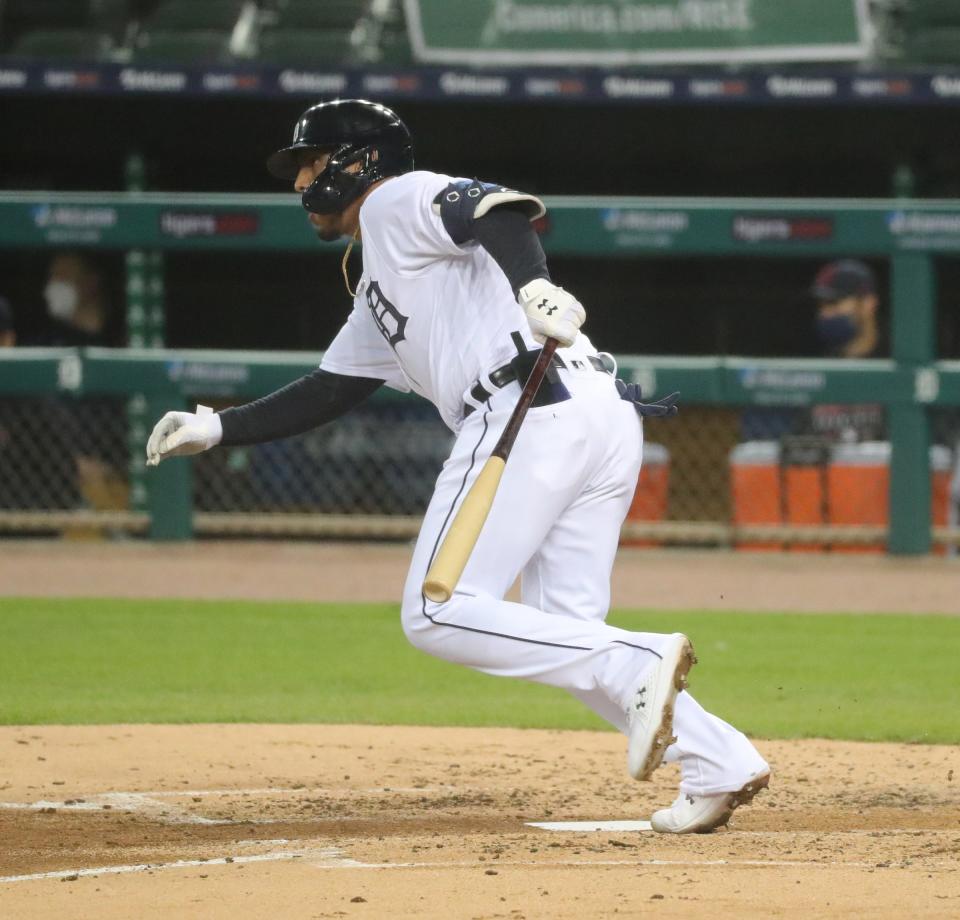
[422,457,506,602]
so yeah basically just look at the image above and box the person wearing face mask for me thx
[733,260,889,548]
[811,260,881,359]
[33,253,127,524]
[40,252,111,347]
[808,259,885,442]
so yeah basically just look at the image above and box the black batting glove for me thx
[616,380,680,418]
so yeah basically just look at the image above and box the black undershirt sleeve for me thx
[472,206,551,296]
[220,208,542,446]
[218,368,384,447]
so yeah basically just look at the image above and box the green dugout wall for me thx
[0,192,958,552]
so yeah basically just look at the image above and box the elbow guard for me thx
[433,179,545,245]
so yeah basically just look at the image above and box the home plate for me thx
[527,820,653,832]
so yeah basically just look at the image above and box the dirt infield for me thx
[1,541,959,918]
[1,726,959,919]
[2,539,960,613]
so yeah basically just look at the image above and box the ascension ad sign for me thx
[403,0,870,66]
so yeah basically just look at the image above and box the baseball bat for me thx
[422,338,560,603]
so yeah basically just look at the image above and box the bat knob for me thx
[422,581,452,604]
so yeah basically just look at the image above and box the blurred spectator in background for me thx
[740,259,885,443]
[808,259,884,443]
[0,296,15,347]
[811,259,880,360]
[38,251,114,347]
[0,295,19,510]
[26,253,127,526]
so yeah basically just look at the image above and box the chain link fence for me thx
[932,407,960,549]
[1,394,958,549]
[0,395,136,534]
[191,399,453,537]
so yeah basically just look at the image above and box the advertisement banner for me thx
[8,193,960,257]
[403,0,870,66]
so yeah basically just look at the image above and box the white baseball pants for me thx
[401,368,767,795]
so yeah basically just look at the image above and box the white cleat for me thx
[626,633,696,781]
[651,771,771,834]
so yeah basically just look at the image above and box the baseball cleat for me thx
[650,771,771,834]
[626,633,696,781]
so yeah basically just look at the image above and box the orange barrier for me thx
[729,440,953,552]
[730,442,782,551]
[829,443,952,554]
[623,442,670,546]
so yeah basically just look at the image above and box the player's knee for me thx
[400,588,452,655]
[400,588,434,650]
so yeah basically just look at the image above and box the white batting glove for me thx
[517,278,586,347]
[145,406,222,467]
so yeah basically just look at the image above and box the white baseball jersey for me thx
[319,170,599,431]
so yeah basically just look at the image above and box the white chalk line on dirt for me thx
[0,786,450,827]
[313,856,946,872]
[135,786,453,798]
[528,820,653,832]
[0,847,351,885]
[1,785,449,802]
[2,848,930,886]
[308,855,925,872]
[0,793,229,825]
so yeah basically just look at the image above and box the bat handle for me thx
[491,337,559,461]
[422,337,561,603]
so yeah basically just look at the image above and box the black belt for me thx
[463,353,612,418]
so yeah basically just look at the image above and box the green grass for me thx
[0,598,956,743]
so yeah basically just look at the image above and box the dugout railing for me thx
[2,347,959,552]
[1,192,960,554]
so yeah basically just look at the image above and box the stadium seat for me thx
[1,0,130,50]
[272,0,368,30]
[9,29,110,60]
[2,0,91,30]
[134,30,232,63]
[377,26,413,65]
[91,0,130,39]
[902,0,960,27]
[257,28,357,65]
[901,28,960,64]
[145,0,245,32]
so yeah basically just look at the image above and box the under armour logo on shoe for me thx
[634,687,647,710]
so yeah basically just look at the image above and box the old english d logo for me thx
[366,281,407,349]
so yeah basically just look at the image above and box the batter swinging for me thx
[146,99,769,833]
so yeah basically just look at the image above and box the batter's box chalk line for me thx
[0,792,230,825]
[527,820,653,832]
[2,850,941,884]
[0,785,469,828]
[134,785,454,798]
[0,846,354,885]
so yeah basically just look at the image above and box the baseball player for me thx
[146,99,769,833]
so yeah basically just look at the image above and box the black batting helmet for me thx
[267,98,414,215]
